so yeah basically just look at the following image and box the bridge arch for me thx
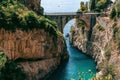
[62,17,90,32]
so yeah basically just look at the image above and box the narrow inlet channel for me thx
[48,19,96,80]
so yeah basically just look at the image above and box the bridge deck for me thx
[44,12,100,16]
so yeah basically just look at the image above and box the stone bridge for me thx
[44,12,100,32]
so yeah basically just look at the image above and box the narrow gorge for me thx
[0,0,120,80]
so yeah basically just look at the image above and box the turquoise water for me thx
[48,20,96,80]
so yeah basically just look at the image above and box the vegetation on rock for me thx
[115,2,120,17]
[0,51,7,69]
[76,19,85,34]
[0,51,26,80]
[97,25,105,31]
[0,0,67,79]
[77,2,88,12]
[111,1,120,18]
[90,0,112,12]
[18,0,44,15]
[0,0,59,38]
[110,7,117,19]
[96,61,116,80]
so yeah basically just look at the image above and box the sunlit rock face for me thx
[0,29,67,60]
[0,29,68,80]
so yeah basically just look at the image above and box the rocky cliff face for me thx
[0,29,68,80]
[0,0,68,80]
[70,16,120,79]
[19,0,44,15]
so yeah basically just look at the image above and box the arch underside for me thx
[62,17,90,31]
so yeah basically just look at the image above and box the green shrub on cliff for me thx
[0,60,26,80]
[112,23,120,40]
[104,46,111,60]
[94,61,116,80]
[79,2,88,12]
[0,51,7,69]
[110,7,117,19]
[0,0,58,37]
[115,1,120,17]
[117,42,120,50]
[90,0,112,12]
[0,51,26,80]
[76,20,85,34]
[90,0,113,12]
[97,25,105,31]
[113,27,119,39]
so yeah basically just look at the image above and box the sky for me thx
[41,0,89,12]
[41,0,115,13]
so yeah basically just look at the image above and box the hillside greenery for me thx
[0,51,26,80]
[110,7,117,19]
[115,2,120,17]
[110,1,120,19]
[0,0,59,38]
[77,2,88,12]
[90,0,112,12]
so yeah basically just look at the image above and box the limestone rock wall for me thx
[70,16,120,79]
[0,29,67,60]
[87,17,120,79]
[0,29,68,80]
[20,58,61,80]
[70,24,88,52]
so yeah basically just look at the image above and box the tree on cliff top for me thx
[90,0,96,11]
[80,2,88,12]
[77,2,88,12]
[90,0,112,12]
